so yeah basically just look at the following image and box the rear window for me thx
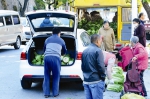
[13,15,20,25]
[27,13,75,32]
[80,32,90,46]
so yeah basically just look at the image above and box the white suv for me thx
[20,10,90,89]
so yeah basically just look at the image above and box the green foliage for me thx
[78,18,117,37]
[35,0,45,10]
[142,0,150,3]
[13,5,18,11]
[44,0,74,9]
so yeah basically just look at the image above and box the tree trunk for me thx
[20,0,29,17]
[142,0,150,20]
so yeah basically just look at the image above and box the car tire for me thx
[14,37,21,49]
[21,80,32,89]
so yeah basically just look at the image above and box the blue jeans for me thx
[83,81,105,99]
[43,56,61,96]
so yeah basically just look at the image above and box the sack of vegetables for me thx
[106,67,125,92]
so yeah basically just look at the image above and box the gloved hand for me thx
[109,79,114,84]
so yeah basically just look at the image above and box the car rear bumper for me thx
[22,75,82,82]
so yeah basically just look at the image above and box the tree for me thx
[141,0,150,20]
[34,0,45,10]
[43,0,74,10]
[17,0,29,17]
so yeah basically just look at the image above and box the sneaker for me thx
[44,95,50,98]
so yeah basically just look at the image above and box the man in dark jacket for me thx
[43,27,67,98]
[81,34,106,99]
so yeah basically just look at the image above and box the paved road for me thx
[0,45,150,99]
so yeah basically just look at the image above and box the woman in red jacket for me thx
[130,36,148,97]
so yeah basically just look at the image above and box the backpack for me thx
[124,61,142,93]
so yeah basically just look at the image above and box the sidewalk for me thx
[103,69,150,99]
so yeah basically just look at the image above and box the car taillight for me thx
[21,52,26,60]
[77,52,82,60]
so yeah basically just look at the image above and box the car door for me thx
[3,16,14,43]
[0,16,5,44]
[12,15,22,41]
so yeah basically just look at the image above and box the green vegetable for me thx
[35,55,42,61]
[61,62,66,65]
[62,54,70,63]
[61,55,64,60]
[112,73,124,79]
[68,58,74,65]
[112,67,123,74]
[35,61,41,65]
[32,59,36,63]
[112,76,124,84]
[107,84,123,92]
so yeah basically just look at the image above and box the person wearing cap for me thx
[43,27,67,98]
[138,12,145,26]
[98,21,116,52]
[133,18,146,47]
[130,36,148,97]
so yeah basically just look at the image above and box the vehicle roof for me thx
[25,10,76,16]
[0,10,19,15]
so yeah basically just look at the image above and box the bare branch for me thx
[17,0,23,8]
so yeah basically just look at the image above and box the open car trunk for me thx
[27,34,76,66]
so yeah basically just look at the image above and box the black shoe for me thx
[44,95,50,98]
[53,94,59,97]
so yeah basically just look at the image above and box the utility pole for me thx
[131,0,138,37]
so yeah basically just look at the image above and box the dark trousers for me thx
[43,56,61,96]
[140,70,147,96]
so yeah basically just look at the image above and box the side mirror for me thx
[0,22,4,26]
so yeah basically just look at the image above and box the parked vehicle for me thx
[0,10,23,49]
[20,17,32,44]
[20,10,90,89]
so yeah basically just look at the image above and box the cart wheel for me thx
[120,90,125,99]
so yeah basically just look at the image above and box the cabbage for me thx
[35,61,41,65]
[68,58,74,65]
[107,84,123,92]
[61,62,66,65]
[62,55,70,63]
[112,76,124,84]
[32,59,36,63]
[112,67,123,74]
[121,93,145,99]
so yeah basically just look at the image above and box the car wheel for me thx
[21,80,32,89]
[14,37,21,49]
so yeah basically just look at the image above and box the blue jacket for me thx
[40,18,54,27]
[43,34,67,58]
[81,43,106,82]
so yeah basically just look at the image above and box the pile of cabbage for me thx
[32,52,44,65]
[61,54,74,65]
[106,66,125,92]
[32,52,74,65]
